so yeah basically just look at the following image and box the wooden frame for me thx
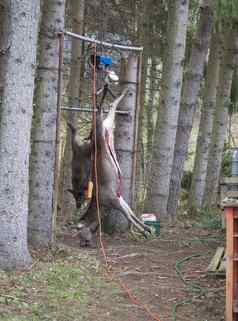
[225,204,238,321]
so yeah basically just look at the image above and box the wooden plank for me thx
[221,211,226,230]
[220,177,238,184]
[220,184,228,200]
[226,207,235,321]
[218,259,226,273]
[226,191,238,198]
[233,300,238,313]
[207,247,224,272]
[234,241,238,319]
[224,203,238,208]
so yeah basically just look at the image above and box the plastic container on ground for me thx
[141,214,160,236]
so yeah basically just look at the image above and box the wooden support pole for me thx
[131,51,143,209]
[52,32,64,243]
[225,204,238,321]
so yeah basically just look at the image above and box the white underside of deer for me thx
[99,89,151,236]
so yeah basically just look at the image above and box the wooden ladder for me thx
[225,204,238,321]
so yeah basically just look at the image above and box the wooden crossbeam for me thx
[61,106,130,115]
[65,31,143,52]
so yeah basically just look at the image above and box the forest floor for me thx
[0,216,225,321]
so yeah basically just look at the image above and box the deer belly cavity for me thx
[105,129,122,197]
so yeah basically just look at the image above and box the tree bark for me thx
[203,26,238,208]
[28,0,65,247]
[188,32,221,211]
[0,0,40,270]
[115,53,139,207]
[60,0,85,222]
[134,0,165,212]
[144,0,189,217]
[0,0,10,100]
[143,57,160,212]
[167,0,213,218]
[68,0,85,107]
[134,51,149,212]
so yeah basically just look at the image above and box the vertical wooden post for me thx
[225,204,238,321]
[131,51,143,210]
[52,32,64,243]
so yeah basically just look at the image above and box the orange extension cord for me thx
[91,44,161,321]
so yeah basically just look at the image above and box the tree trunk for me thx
[203,26,238,208]
[167,0,213,218]
[115,53,139,207]
[145,58,159,183]
[143,57,160,212]
[60,0,85,222]
[144,0,189,217]
[0,0,10,100]
[188,32,221,211]
[28,0,65,247]
[68,0,85,107]
[134,52,148,212]
[134,0,165,213]
[0,0,40,270]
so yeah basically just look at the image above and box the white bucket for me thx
[141,213,157,222]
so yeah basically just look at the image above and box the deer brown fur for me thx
[68,89,151,246]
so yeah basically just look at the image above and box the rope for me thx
[91,44,161,321]
[92,44,108,265]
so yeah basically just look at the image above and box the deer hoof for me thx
[144,225,152,234]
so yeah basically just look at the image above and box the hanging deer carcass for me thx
[68,89,151,246]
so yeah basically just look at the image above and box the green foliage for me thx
[129,224,158,241]
[230,69,238,114]
[185,0,200,62]
[215,0,238,23]
[199,207,222,229]
[181,171,193,190]
[189,0,200,29]
[221,147,232,177]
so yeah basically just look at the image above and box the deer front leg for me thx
[103,88,129,129]
[111,196,151,237]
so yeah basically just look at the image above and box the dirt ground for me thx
[62,222,225,321]
[0,221,224,321]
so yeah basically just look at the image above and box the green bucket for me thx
[144,219,160,236]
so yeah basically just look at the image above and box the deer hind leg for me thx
[77,220,98,247]
[112,196,151,236]
[77,202,99,247]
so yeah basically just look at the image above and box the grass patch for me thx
[0,246,109,321]
[198,207,222,230]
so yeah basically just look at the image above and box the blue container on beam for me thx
[99,55,113,66]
